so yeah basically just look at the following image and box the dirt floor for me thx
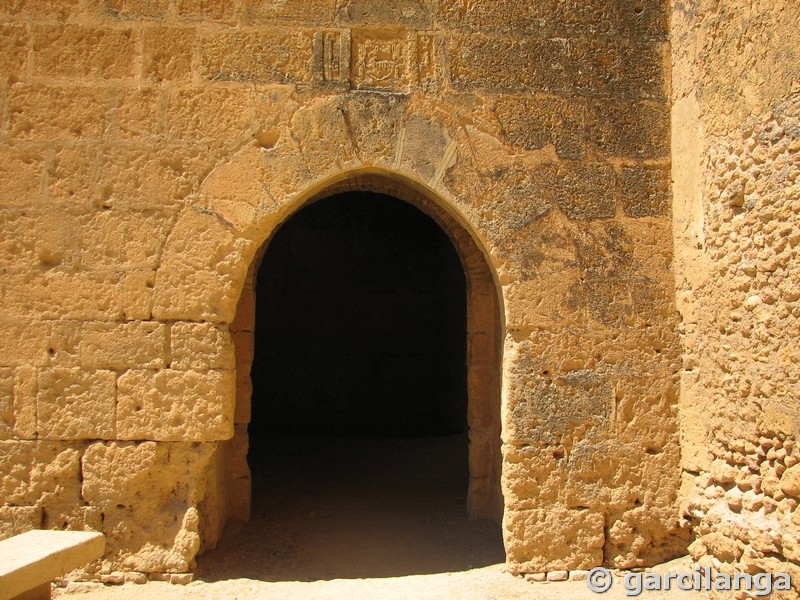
[54,436,709,599]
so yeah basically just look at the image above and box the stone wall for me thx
[672,0,800,595]
[0,0,684,578]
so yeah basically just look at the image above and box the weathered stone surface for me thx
[504,508,604,573]
[153,208,252,322]
[0,441,83,506]
[81,441,218,571]
[241,0,334,24]
[170,322,235,370]
[0,370,14,439]
[37,368,116,439]
[336,0,431,27]
[200,30,313,83]
[175,0,235,20]
[31,25,136,80]
[538,162,616,220]
[0,23,29,81]
[104,0,169,19]
[77,209,174,270]
[7,84,110,141]
[1,271,123,321]
[117,369,235,441]
[142,26,194,82]
[0,147,44,208]
[620,165,671,217]
[0,319,53,368]
[673,0,800,582]
[495,94,586,159]
[0,507,39,541]
[80,321,167,370]
[589,101,670,159]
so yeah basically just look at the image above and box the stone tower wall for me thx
[672,0,800,591]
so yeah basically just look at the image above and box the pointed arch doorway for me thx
[207,173,504,580]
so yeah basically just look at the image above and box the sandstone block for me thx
[200,30,313,83]
[437,0,666,40]
[538,163,616,220]
[0,441,83,506]
[232,331,253,368]
[170,322,235,370]
[0,271,123,321]
[166,87,257,142]
[0,24,29,81]
[0,147,45,208]
[7,84,110,141]
[104,0,169,19]
[450,35,567,92]
[113,88,162,141]
[42,504,103,532]
[175,0,235,20]
[117,369,235,441]
[336,0,431,27]
[0,208,77,269]
[1,0,80,19]
[32,25,136,80]
[0,319,53,368]
[142,26,195,83]
[620,165,671,217]
[231,285,255,332]
[605,506,689,567]
[241,0,334,24]
[37,368,116,440]
[337,92,406,167]
[77,208,173,270]
[505,507,604,572]
[82,441,218,572]
[504,270,586,330]
[495,94,586,159]
[47,145,98,205]
[123,270,156,321]
[0,369,14,439]
[589,101,669,159]
[234,367,252,425]
[226,424,250,482]
[780,464,800,498]
[96,143,215,209]
[504,337,612,445]
[397,114,452,183]
[13,367,37,439]
[570,38,666,99]
[291,100,359,176]
[80,321,167,370]
[0,507,39,541]
[502,445,562,509]
[153,208,251,322]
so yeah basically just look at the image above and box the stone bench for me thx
[0,530,105,600]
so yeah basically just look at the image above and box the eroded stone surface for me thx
[672,0,800,595]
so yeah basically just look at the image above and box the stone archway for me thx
[228,171,504,530]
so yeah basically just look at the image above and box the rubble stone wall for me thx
[672,0,800,595]
[0,0,684,577]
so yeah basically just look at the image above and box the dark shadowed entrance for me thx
[197,178,504,581]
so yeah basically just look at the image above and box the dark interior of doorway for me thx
[197,192,503,581]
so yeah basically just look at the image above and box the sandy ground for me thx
[54,436,709,599]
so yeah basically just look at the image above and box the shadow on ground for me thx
[195,436,505,582]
